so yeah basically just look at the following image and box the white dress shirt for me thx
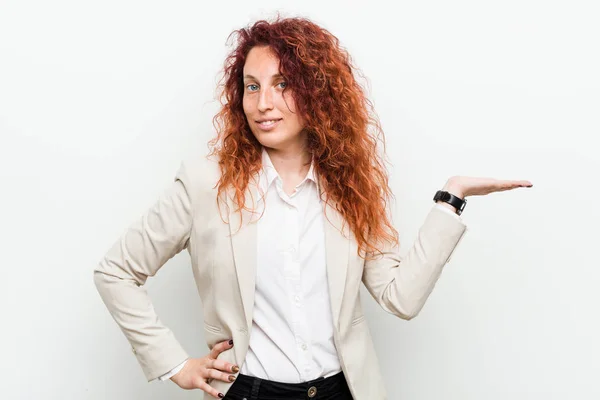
[156,149,461,382]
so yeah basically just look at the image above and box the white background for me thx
[1,1,598,399]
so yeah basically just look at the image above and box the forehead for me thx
[243,46,281,77]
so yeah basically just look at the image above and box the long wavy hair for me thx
[207,15,399,258]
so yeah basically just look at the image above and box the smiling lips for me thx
[256,118,282,131]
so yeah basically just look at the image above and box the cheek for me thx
[282,92,297,113]
[289,114,304,130]
[242,96,253,115]
[284,106,304,128]
[281,96,304,127]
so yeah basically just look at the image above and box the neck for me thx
[263,145,312,181]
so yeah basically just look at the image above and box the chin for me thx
[253,132,291,150]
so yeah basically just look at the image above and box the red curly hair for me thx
[208,15,399,259]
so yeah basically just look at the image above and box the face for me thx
[242,46,306,151]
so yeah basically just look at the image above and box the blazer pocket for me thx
[204,322,222,334]
[351,314,366,326]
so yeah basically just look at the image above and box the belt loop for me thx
[250,377,261,400]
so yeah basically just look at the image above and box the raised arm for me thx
[361,204,468,320]
[362,174,532,320]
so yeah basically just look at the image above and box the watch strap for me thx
[433,190,467,215]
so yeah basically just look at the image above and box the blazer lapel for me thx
[227,180,259,331]
[321,190,350,331]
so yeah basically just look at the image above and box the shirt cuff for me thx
[154,358,188,382]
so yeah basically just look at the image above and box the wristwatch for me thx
[433,190,467,215]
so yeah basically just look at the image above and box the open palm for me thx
[447,176,533,198]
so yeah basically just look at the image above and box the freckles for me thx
[283,93,298,113]
[242,98,253,114]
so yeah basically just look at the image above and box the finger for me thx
[209,339,234,359]
[194,378,225,399]
[504,180,533,188]
[210,358,240,374]
[499,182,520,191]
[206,367,237,383]
[494,180,531,192]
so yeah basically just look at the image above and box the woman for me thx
[94,16,532,400]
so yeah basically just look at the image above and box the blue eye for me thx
[245,82,287,92]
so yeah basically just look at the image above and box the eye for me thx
[277,81,287,89]
[246,84,259,92]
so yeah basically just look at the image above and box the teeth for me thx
[259,119,279,126]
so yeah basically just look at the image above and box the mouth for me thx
[255,118,282,130]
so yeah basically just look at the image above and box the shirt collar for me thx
[257,147,320,202]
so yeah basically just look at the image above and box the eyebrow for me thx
[243,73,284,81]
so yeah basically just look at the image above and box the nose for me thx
[257,87,274,112]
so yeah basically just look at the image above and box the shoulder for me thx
[175,152,221,195]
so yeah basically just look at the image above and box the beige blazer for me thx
[93,155,468,399]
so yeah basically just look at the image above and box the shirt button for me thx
[301,343,308,351]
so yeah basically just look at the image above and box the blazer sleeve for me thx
[362,204,468,320]
[93,161,194,381]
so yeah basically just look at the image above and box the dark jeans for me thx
[222,371,354,400]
